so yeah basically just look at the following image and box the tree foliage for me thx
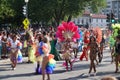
[28,0,106,27]
[0,0,106,27]
[0,0,14,24]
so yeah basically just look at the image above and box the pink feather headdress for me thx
[56,21,80,42]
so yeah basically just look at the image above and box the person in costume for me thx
[80,30,90,61]
[1,31,7,58]
[78,29,83,52]
[35,34,44,74]
[9,34,21,70]
[88,36,99,76]
[109,35,116,63]
[110,24,120,64]
[99,35,105,61]
[80,45,88,61]
[113,35,120,73]
[56,21,80,70]
[27,30,36,63]
[93,27,102,63]
[41,37,55,80]
[71,40,78,59]
[17,38,23,63]
[62,39,73,71]
[50,32,60,61]
[55,38,63,60]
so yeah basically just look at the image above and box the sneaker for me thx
[12,67,16,70]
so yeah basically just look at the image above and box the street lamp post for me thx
[25,0,29,18]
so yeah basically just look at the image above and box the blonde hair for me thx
[101,76,117,80]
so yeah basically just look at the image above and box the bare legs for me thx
[73,48,78,58]
[89,60,96,73]
[10,51,17,70]
[65,59,72,71]
[42,56,50,80]
[89,54,97,76]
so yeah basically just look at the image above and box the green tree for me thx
[0,0,25,27]
[0,0,106,28]
[9,0,24,26]
[0,0,14,25]
[28,0,106,27]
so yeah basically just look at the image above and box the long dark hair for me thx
[89,36,96,43]
[43,37,48,43]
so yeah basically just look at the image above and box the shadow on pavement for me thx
[0,72,35,80]
[0,67,11,72]
[59,73,91,80]
[53,69,66,74]
[72,62,108,71]
[59,71,116,80]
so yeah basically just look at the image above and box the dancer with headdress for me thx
[80,30,90,61]
[88,36,99,76]
[93,27,102,63]
[111,24,120,73]
[56,21,80,71]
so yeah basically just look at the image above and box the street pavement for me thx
[0,48,120,80]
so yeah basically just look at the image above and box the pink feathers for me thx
[56,21,80,42]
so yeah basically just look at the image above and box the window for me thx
[96,19,98,22]
[89,18,91,23]
[82,19,84,24]
[101,19,103,22]
[77,19,80,24]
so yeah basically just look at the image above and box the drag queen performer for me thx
[9,34,21,70]
[56,21,80,71]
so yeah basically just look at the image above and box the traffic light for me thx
[106,14,110,22]
[111,13,115,23]
[106,13,116,23]
[23,5,27,16]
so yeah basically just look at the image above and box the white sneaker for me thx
[12,68,16,70]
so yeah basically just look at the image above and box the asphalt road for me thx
[0,48,120,80]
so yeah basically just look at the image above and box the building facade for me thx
[102,0,120,19]
[73,11,107,28]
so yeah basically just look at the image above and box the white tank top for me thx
[10,40,20,48]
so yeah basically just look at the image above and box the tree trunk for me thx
[53,0,66,27]
[67,15,72,23]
